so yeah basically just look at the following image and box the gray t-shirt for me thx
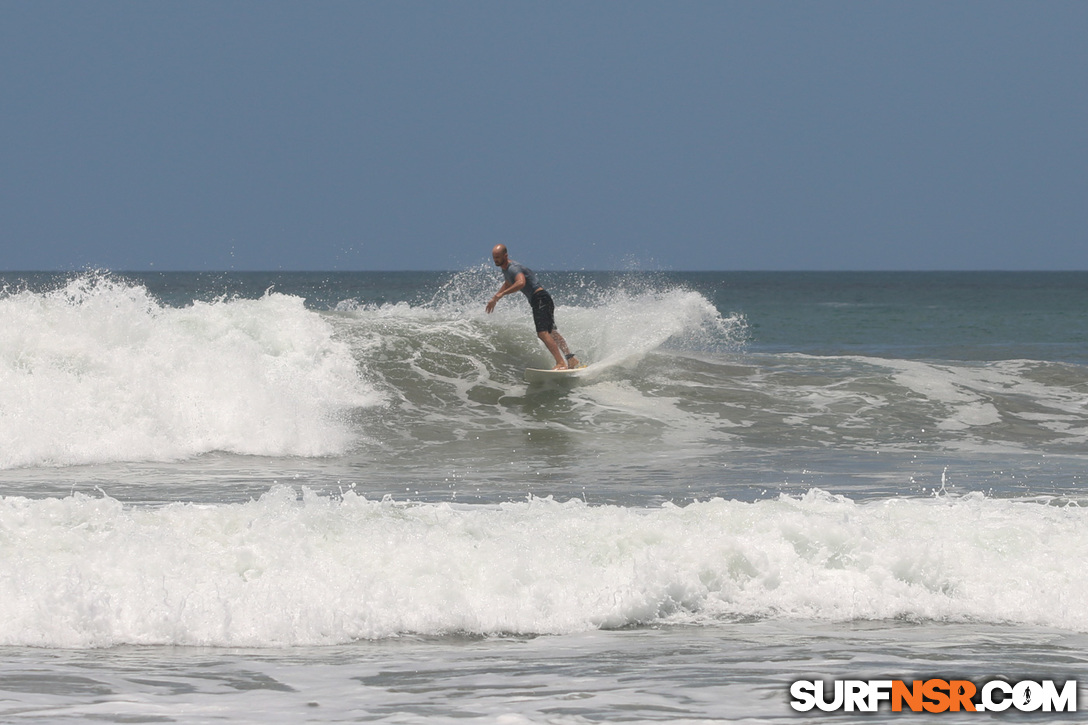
[503,261,540,301]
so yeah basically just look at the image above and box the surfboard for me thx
[524,365,589,384]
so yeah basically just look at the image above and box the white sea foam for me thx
[0,275,379,468]
[723,353,1088,455]
[2,486,1086,648]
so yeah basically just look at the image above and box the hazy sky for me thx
[2,1,1085,271]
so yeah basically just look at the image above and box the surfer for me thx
[485,244,581,370]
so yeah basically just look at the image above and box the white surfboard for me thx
[524,365,589,384]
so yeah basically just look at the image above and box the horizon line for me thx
[2,268,1087,275]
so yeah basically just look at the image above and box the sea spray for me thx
[425,265,748,362]
[337,268,748,397]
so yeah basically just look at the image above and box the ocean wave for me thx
[5,271,1086,475]
[1,487,1085,647]
[331,274,747,405]
[0,274,379,469]
[339,265,748,366]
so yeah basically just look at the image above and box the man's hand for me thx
[485,295,499,314]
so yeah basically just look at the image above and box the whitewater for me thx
[5,489,1088,649]
[1,270,1087,722]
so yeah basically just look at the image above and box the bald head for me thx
[491,244,509,268]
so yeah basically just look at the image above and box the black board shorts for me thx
[529,289,557,333]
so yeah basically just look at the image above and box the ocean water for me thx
[1,269,1086,722]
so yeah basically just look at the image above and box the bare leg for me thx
[549,330,580,369]
[538,331,567,369]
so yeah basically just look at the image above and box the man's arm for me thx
[485,274,526,313]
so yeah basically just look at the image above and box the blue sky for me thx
[2,1,1085,271]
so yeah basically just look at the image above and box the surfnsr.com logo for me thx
[790,679,1077,713]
